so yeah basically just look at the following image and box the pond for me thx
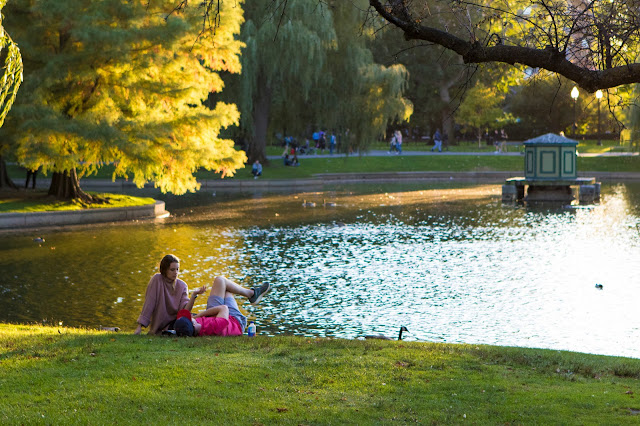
[2,181,640,358]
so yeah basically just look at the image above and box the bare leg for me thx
[209,276,253,300]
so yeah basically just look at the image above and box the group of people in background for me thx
[388,129,403,154]
[487,129,509,153]
[311,130,337,155]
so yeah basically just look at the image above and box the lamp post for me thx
[571,86,579,137]
[596,89,603,146]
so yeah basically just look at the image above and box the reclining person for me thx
[174,276,271,337]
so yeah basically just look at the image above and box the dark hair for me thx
[174,317,194,337]
[159,254,180,277]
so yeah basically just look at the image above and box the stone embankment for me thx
[2,168,640,230]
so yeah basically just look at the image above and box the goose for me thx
[323,199,336,207]
[365,326,409,341]
[302,199,316,207]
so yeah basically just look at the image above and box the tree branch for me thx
[369,0,640,92]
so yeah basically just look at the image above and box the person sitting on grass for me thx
[251,160,262,179]
[173,277,271,337]
[135,254,195,335]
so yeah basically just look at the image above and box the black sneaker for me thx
[249,283,272,305]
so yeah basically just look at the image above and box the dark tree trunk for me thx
[48,169,104,204]
[0,156,18,189]
[249,74,272,165]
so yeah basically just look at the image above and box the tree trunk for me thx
[249,74,272,165]
[48,169,104,204]
[439,87,454,151]
[437,60,463,150]
[0,156,18,189]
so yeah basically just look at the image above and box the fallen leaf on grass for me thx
[276,407,288,413]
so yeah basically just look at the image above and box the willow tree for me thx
[2,0,246,200]
[228,0,336,163]
[0,0,22,189]
[312,0,411,153]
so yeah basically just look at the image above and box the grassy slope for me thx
[0,192,156,213]
[2,324,640,424]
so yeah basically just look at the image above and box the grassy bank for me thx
[2,324,640,424]
[0,191,155,214]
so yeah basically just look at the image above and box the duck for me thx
[323,199,336,207]
[595,283,603,290]
[302,199,316,207]
[365,326,409,341]
[33,237,45,243]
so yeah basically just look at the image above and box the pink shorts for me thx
[196,315,243,336]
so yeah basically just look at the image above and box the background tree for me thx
[309,0,412,154]
[226,0,337,163]
[0,0,22,189]
[224,0,411,161]
[2,0,246,200]
[369,0,640,92]
[455,81,512,146]
[371,24,467,144]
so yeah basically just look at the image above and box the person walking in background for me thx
[388,133,397,154]
[394,130,403,154]
[318,130,326,153]
[329,132,337,155]
[251,160,262,179]
[25,167,39,189]
[431,129,442,152]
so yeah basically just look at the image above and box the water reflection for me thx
[1,182,639,358]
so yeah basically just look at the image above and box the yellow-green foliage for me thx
[3,0,246,194]
[0,0,22,135]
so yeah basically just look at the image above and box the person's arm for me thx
[193,305,228,319]
[135,276,159,334]
[183,285,206,312]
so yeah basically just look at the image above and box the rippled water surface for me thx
[2,182,640,358]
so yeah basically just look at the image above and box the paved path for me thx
[268,149,638,160]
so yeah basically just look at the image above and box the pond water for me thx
[2,182,640,358]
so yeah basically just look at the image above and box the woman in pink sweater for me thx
[134,254,202,335]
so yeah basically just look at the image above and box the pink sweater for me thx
[137,273,189,335]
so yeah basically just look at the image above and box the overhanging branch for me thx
[369,0,640,92]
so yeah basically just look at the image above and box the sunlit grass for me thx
[0,191,155,213]
[2,323,640,424]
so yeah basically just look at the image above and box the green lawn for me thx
[199,155,640,180]
[2,324,640,424]
[5,152,640,185]
[0,192,155,213]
